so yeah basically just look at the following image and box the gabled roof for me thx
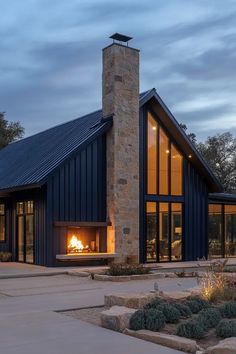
[0,89,223,193]
[140,88,223,192]
[0,110,112,192]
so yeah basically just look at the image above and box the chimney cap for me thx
[110,33,133,45]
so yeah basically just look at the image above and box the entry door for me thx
[17,201,34,264]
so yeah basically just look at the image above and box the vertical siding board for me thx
[80,149,87,220]
[75,154,81,220]
[86,144,92,220]
[69,158,76,221]
[92,140,98,220]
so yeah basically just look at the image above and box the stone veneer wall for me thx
[102,43,140,262]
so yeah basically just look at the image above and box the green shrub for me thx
[156,304,181,323]
[216,319,236,338]
[176,320,205,339]
[145,309,166,331]
[219,301,236,318]
[173,303,192,318]
[0,252,12,262]
[198,307,222,329]
[185,300,203,314]
[187,296,209,309]
[130,310,146,330]
[107,263,150,276]
[144,297,166,309]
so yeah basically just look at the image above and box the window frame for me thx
[0,203,6,243]
[146,109,184,197]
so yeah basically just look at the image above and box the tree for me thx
[0,112,24,149]
[198,133,236,193]
[179,123,198,146]
[180,123,236,193]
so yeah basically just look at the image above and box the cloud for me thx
[1,0,236,141]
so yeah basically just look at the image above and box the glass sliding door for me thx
[225,205,236,257]
[159,203,169,261]
[171,203,182,261]
[145,201,183,262]
[146,202,157,262]
[17,201,34,263]
[208,204,223,258]
[17,216,24,262]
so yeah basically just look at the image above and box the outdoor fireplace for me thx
[55,221,116,262]
[67,226,106,254]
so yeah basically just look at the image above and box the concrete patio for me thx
[0,259,236,279]
[0,270,198,354]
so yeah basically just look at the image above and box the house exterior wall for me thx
[0,188,47,264]
[45,135,107,266]
[139,104,210,262]
[103,43,140,262]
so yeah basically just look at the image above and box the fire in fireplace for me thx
[68,234,94,253]
[67,227,107,254]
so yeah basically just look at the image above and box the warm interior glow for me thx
[67,234,90,253]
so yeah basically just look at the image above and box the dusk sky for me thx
[1,0,236,141]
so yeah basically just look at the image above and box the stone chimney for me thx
[102,34,140,263]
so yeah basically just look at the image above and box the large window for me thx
[208,204,236,258]
[147,111,183,196]
[171,144,183,196]
[147,112,157,194]
[159,128,169,195]
[145,111,184,262]
[146,201,183,262]
[0,204,5,242]
[225,205,236,257]
[16,201,34,264]
[208,204,223,258]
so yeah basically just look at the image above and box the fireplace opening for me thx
[67,227,107,254]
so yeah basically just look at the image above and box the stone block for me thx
[161,291,190,300]
[101,306,136,332]
[124,329,201,353]
[205,338,236,354]
[104,292,157,309]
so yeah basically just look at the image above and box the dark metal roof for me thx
[0,110,112,192]
[0,89,223,193]
[110,33,133,43]
[208,193,236,203]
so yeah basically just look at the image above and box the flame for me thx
[67,234,90,253]
[70,235,84,251]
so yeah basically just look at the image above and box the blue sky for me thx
[1,0,236,141]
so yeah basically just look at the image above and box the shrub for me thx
[130,310,146,330]
[173,303,192,318]
[107,263,150,276]
[187,296,210,309]
[156,304,181,323]
[144,297,166,309]
[185,300,203,314]
[216,319,236,338]
[176,320,205,339]
[198,307,222,329]
[0,252,12,262]
[219,301,236,318]
[145,309,166,331]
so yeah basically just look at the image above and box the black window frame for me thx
[0,203,6,243]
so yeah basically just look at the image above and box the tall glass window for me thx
[171,144,183,196]
[225,205,236,257]
[0,204,5,242]
[147,112,183,196]
[171,203,182,260]
[146,202,157,262]
[147,113,157,194]
[16,201,34,264]
[159,203,169,261]
[159,128,169,195]
[208,204,223,258]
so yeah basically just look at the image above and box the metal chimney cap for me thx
[110,33,133,44]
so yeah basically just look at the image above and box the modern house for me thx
[0,34,236,266]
